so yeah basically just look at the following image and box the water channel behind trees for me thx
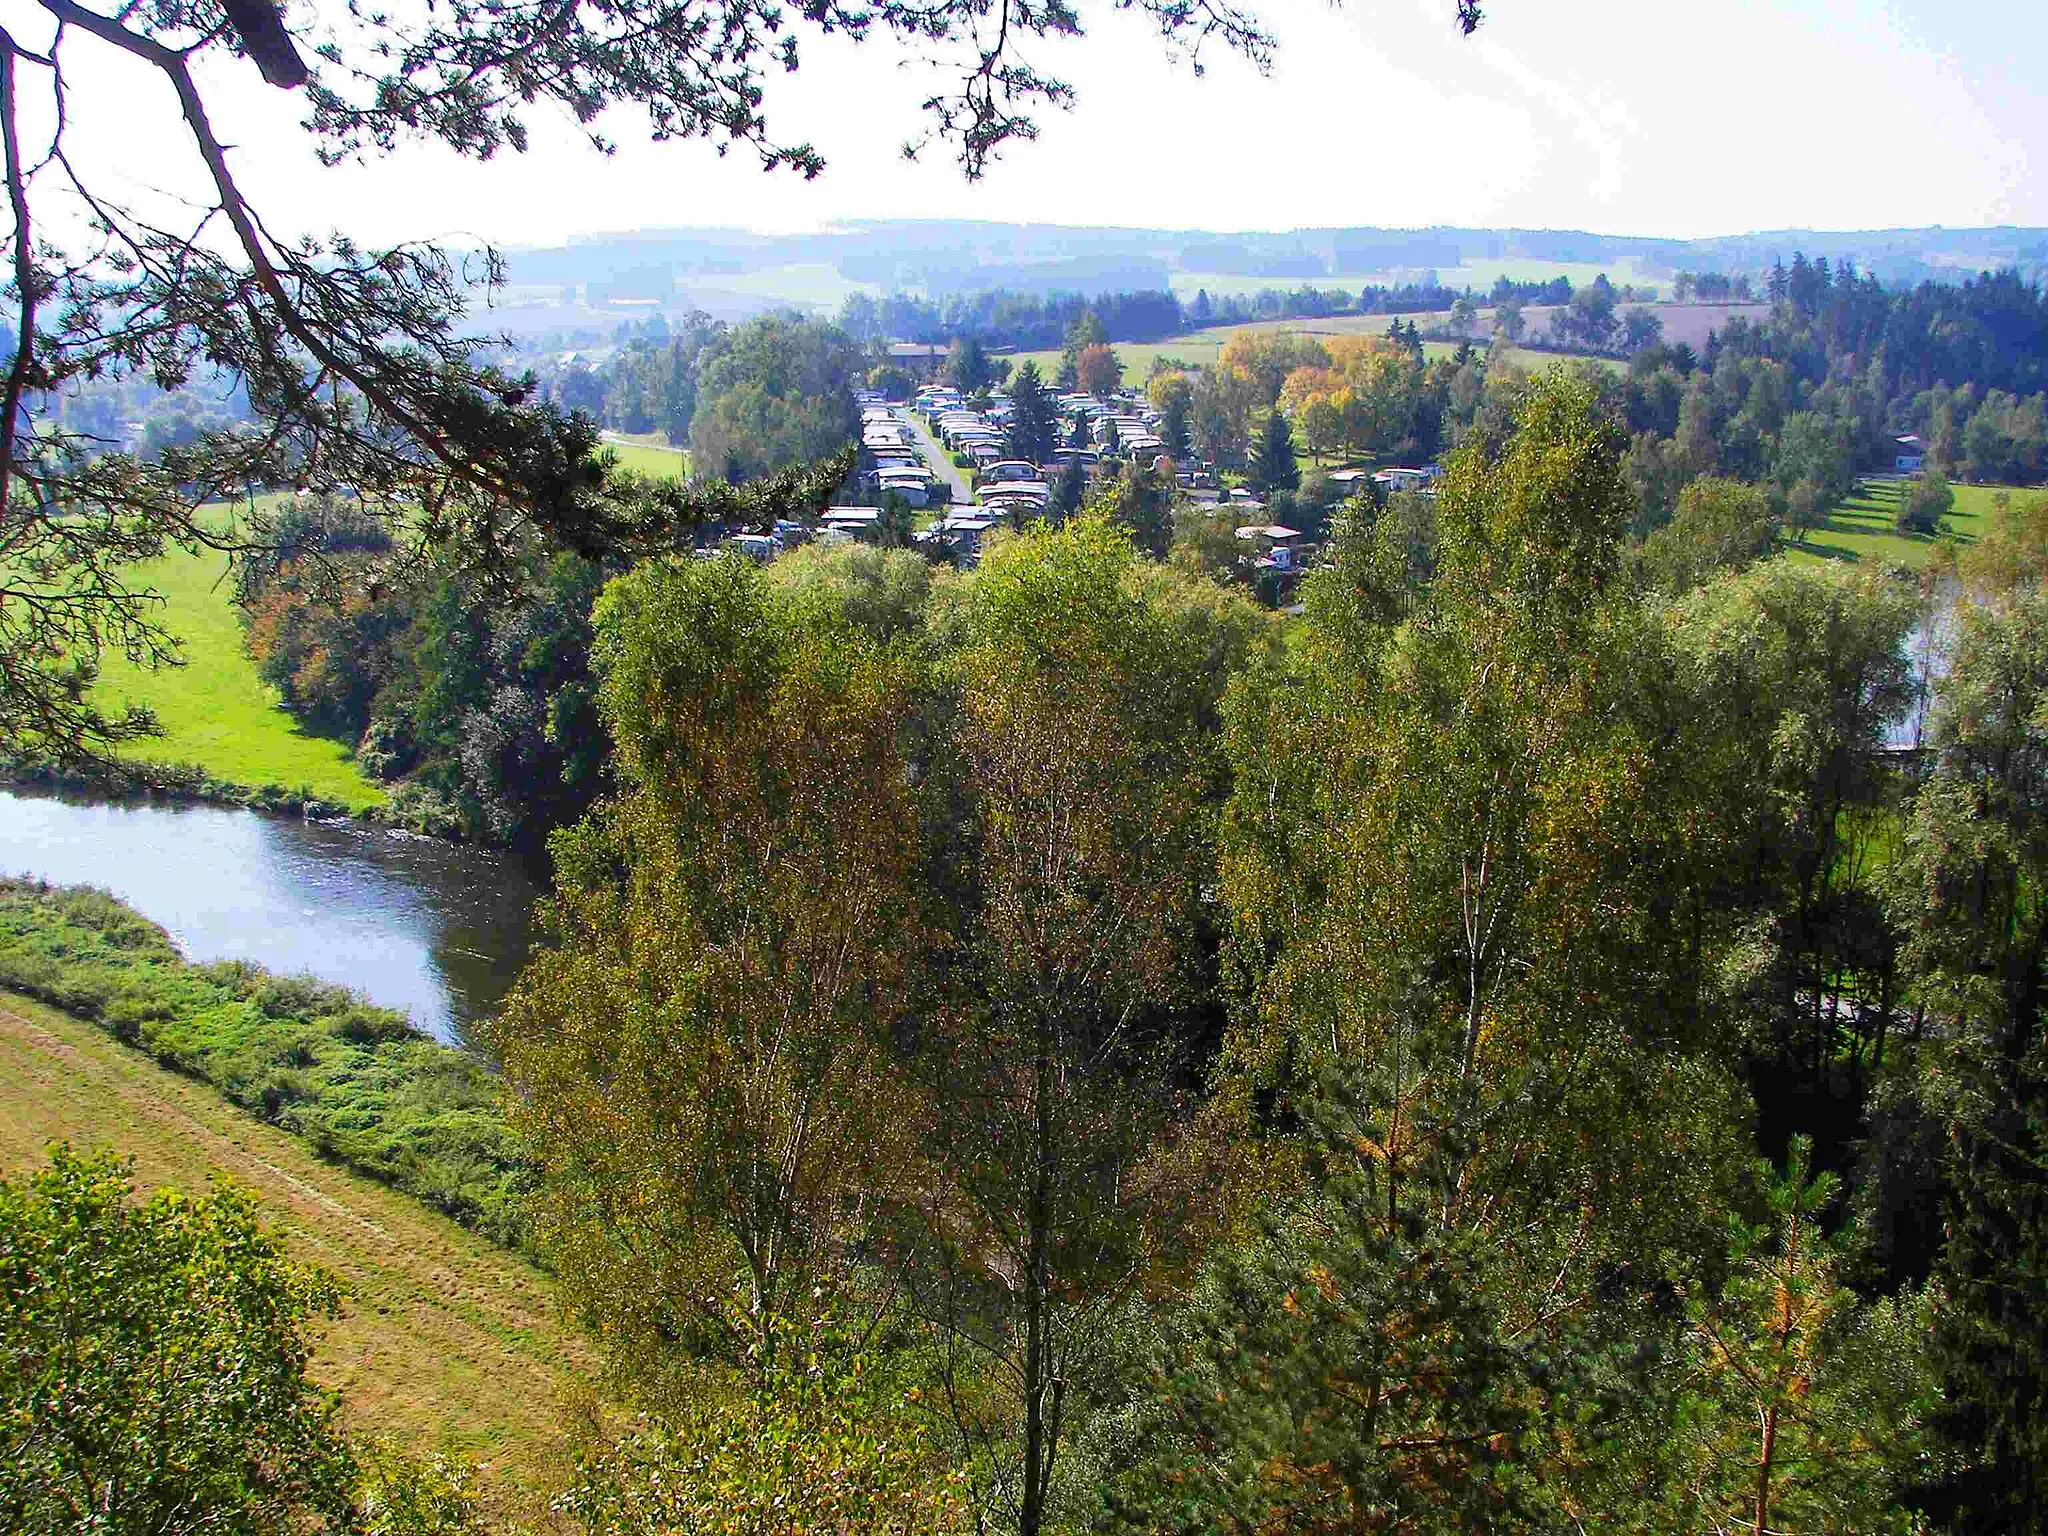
[0,790,538,1046]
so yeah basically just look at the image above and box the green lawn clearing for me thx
[94,539,385,810]
[1785,479,2029,570]
[1002,319,1481,391]
[601,433,690,479]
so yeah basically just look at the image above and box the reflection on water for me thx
[0,789,541,1045]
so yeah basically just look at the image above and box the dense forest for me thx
[6,0,2047,1521]
[43,366,2021,1533]
[489,373,2048,1534]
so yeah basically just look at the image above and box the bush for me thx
[1897,470,1955,535]
[0,1148,359,1533]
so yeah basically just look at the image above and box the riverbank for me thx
[0,991,580,1512]
[0,879,528,1242]
[2,753,370,823]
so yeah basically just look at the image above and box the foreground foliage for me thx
[0,1146,355,1533]
[557,1304,966,1536]
[0,1146,493,1536]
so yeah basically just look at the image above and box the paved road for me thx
[898,408,974,507]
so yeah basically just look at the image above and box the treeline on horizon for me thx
[826,273,1618,350]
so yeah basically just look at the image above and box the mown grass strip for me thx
[0,991,580,1511]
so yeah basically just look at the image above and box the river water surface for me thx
[0,789,540,1045]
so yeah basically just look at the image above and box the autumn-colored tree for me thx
[1218,332,1331,409]
[1059,311,1109,391]
[1076,343,1124,397]
[1272,336,1426,461]
[496,554,928,1396]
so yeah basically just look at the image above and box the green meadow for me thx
[92,538,386,810]
[68,436,683,811]
[601,433,691,478]
[1002,317,1478,387]
[1787,479,2028,570]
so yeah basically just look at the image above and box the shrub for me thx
[1897,470,1955,535]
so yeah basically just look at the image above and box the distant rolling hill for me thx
[488,221,2047,328]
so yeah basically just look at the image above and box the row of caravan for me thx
[859,390,943,508]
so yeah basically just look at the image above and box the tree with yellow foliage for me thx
[1665,1139,1938,1536]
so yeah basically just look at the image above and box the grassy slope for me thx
[93,541,386,810]
[0,991,583,1505]
[1786,480,2026,569]
[80,436,686,809]
[1005,319,1474,388]
[601,434,691,479]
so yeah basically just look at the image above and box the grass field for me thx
[94,540,386,811]
[84,432,683,810]
[1004,338,1227,380]
[1003,317,1476,386]
[700,261,880,312]
[601,433,691,478]
[1785,480,2034,569]
[0,991,583,1509]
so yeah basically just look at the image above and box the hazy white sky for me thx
[33,0,2048,248]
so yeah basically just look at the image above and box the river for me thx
[0,789,541,1046]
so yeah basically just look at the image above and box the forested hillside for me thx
[4,0,2046,1528]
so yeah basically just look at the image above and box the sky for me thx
[26,0,2048,250]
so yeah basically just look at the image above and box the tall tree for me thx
[1219,372,1748,1402]
[1666,561,1915,1115]
[947,335,1008,397]
[1051,452,1089,524]
[1886,502,2048,1527]
[1097,463,1176,559]
[1153,375,1195,461]
[1248,409,1299,497]
[496,554,927,1394]
[904,518,1230,1536]
[1006,361,1059,464]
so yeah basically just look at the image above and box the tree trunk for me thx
[1019,1019,1055,1536]
[1753,1400,1779,1536]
